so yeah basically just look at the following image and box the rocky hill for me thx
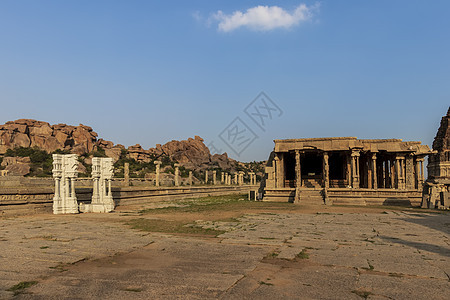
[0,119,264,178]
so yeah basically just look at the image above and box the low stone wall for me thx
[0,184,258,217]
[328,188,422,206]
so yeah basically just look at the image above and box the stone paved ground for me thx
[0,207,449,299]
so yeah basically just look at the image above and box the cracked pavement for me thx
[1,208,449,299]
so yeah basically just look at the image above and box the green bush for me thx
[92,146,107,158]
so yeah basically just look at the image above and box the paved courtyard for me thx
[0,204,449,299]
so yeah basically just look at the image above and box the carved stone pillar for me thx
[372,153,377,189]
[205,170,209,184]
[323,152,329,189]
[274,155,280,188]
[71,178,75,198]
[323,151,330,204]
[221,172,224,184]
[384,159,389,188]
[279,153,285,188]
[346,154,351,188]
[124,162,130,186]
[54,178,60,199]
[238,172,244,185]
[295,150,302,188]
[295,150,302,203]
[395,156,405,190]
[351,150,360,188]
[174,163,180,186]
[154,161,161,187]
[81,157,115,213]
[52,154,79,214]
[390,158,396,189]
[415,159,420,189]
[65,177,70,198]
[417,157,425,188]
[405,155,414,190]
[189,171,193,186]
[248,172,255,185]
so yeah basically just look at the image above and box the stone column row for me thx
[415,157,425,189]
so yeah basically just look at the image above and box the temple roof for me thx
[274,137,431,154]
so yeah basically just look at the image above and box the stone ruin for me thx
[423,107,450,209]
[53,155,115,214]
[80,157,115,213]
[52,154,79,214]
[51,153,258,214]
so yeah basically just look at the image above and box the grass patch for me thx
[39,246,49,249]
[126,218,225,237]
[49,262,68,272]
[265,251,279,258]
[296,249,309,259]
[351,290,374,299]
[138,194,293,216]
[122,287,143,292]
[259,237,276,240]
[259,281,274,286]
[7,281,38,296]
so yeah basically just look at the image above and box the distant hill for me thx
[0,119,265,178]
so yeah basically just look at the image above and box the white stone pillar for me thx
[238,172,244,185]
[82,157,115,213]
[213,170,217,185]
[54,178,60,199]
[124,162,130,186]
[71,178,76,198]
[52,154,79,214]
[154,161,161,187]
[205,170,209,184]
[174,163,180,186]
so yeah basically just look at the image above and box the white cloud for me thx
[211,3,319,32]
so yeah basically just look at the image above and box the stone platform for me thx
[0,205,448,299]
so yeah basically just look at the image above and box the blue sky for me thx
[0,0,449,161]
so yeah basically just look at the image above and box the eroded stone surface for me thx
[0,209,449,299]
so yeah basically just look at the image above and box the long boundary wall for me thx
[0,185,258,217]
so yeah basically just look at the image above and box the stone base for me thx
[263,188,422,206]
[53,198,79,214]
[79,203,114,213]
[263,188,295,203]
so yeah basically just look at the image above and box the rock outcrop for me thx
[148,136,215,169]
[1,157,31,176]
[0,119,98,155]
[0,119,243,173]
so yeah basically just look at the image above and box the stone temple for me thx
[423,107,450,208]
[262,137,431,205]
